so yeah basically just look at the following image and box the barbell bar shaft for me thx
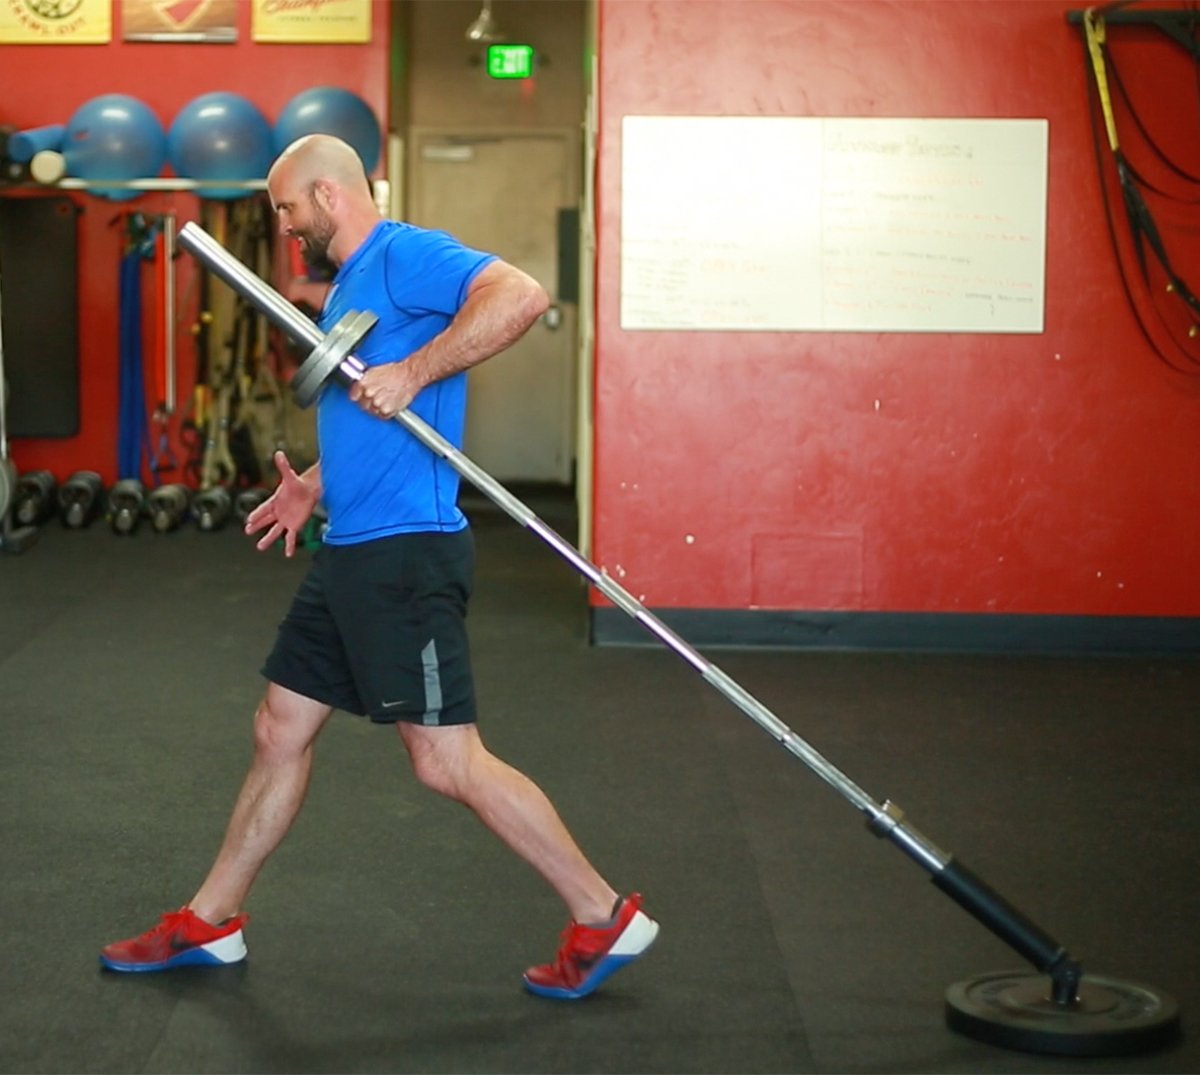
[176,219,950,867]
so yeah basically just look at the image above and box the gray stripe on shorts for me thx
[421,639,443,726]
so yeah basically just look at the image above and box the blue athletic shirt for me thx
[315,220,496,544]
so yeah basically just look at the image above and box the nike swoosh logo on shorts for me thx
[381,699,411,708]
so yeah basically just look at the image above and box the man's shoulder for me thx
[379,219,457,251]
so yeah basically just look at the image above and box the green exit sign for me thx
[487,43,535,79]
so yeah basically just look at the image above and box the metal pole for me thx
[0,252,8,463]
[163,213,177,415]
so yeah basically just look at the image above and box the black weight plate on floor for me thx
[0,458,14,518]
[946,970,1181,1057]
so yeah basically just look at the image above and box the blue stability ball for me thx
[273,87,381,172]
[63,94,166,201]
[168,92,274,200]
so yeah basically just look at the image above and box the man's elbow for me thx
[517,275,551,328]
[476,261,552,334]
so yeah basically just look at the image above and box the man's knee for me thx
[253,686,330,759]
[400,723,482,801]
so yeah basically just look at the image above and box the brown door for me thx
[410,129,577,484]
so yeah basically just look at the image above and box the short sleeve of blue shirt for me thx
[316,221,497,544]
[383,228,490,315]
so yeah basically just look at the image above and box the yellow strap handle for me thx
[1084,9,1120,153]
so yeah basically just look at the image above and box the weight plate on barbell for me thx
[292,309,378,408]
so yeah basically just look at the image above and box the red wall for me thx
[592,0,1200,620]
[1,3,389,486]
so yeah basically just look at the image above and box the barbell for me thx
[175,220,1180,1058]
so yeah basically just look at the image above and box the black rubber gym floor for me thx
[1,489,1196,1074]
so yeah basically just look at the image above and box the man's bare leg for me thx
[397,722,618,924]
[189,683,333,923]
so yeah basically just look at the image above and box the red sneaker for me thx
[523,893,659,1000]
[99,908,249,973]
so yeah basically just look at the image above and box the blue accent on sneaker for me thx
[99,947,236,973]
[522,951,646,1001]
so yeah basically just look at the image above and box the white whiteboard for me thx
[620,116,1048,333]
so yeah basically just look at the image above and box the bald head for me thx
[269,134,371,197]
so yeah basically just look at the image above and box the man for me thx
[100,134,658,1001]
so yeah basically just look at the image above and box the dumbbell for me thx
[107,478,146,535]
[234,486,270,523]
[193,486,232,532]
[58,470,104,528]
[14,470,57,526]
[147,483,191,533]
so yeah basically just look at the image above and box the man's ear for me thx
[313,180,336,211]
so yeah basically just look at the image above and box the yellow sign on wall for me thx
[251,0,370,44]
[0,0,112,43]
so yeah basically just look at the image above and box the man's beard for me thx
[301,245,337,281]
[298,205,337,275]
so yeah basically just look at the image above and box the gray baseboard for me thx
[590,607,1200,656]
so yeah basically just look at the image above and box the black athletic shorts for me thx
[262,528,477,725]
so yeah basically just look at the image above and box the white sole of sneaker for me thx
[610,910,659,957]
[198,929,248,965]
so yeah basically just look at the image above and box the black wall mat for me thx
[556,207,579,304]
[0,196,81,438]
[591,606,1200,656]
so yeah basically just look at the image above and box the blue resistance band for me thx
[117,249,150,482]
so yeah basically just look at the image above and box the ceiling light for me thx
[466,0,504,43]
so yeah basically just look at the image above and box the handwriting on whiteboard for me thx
[621,117,1048,334]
